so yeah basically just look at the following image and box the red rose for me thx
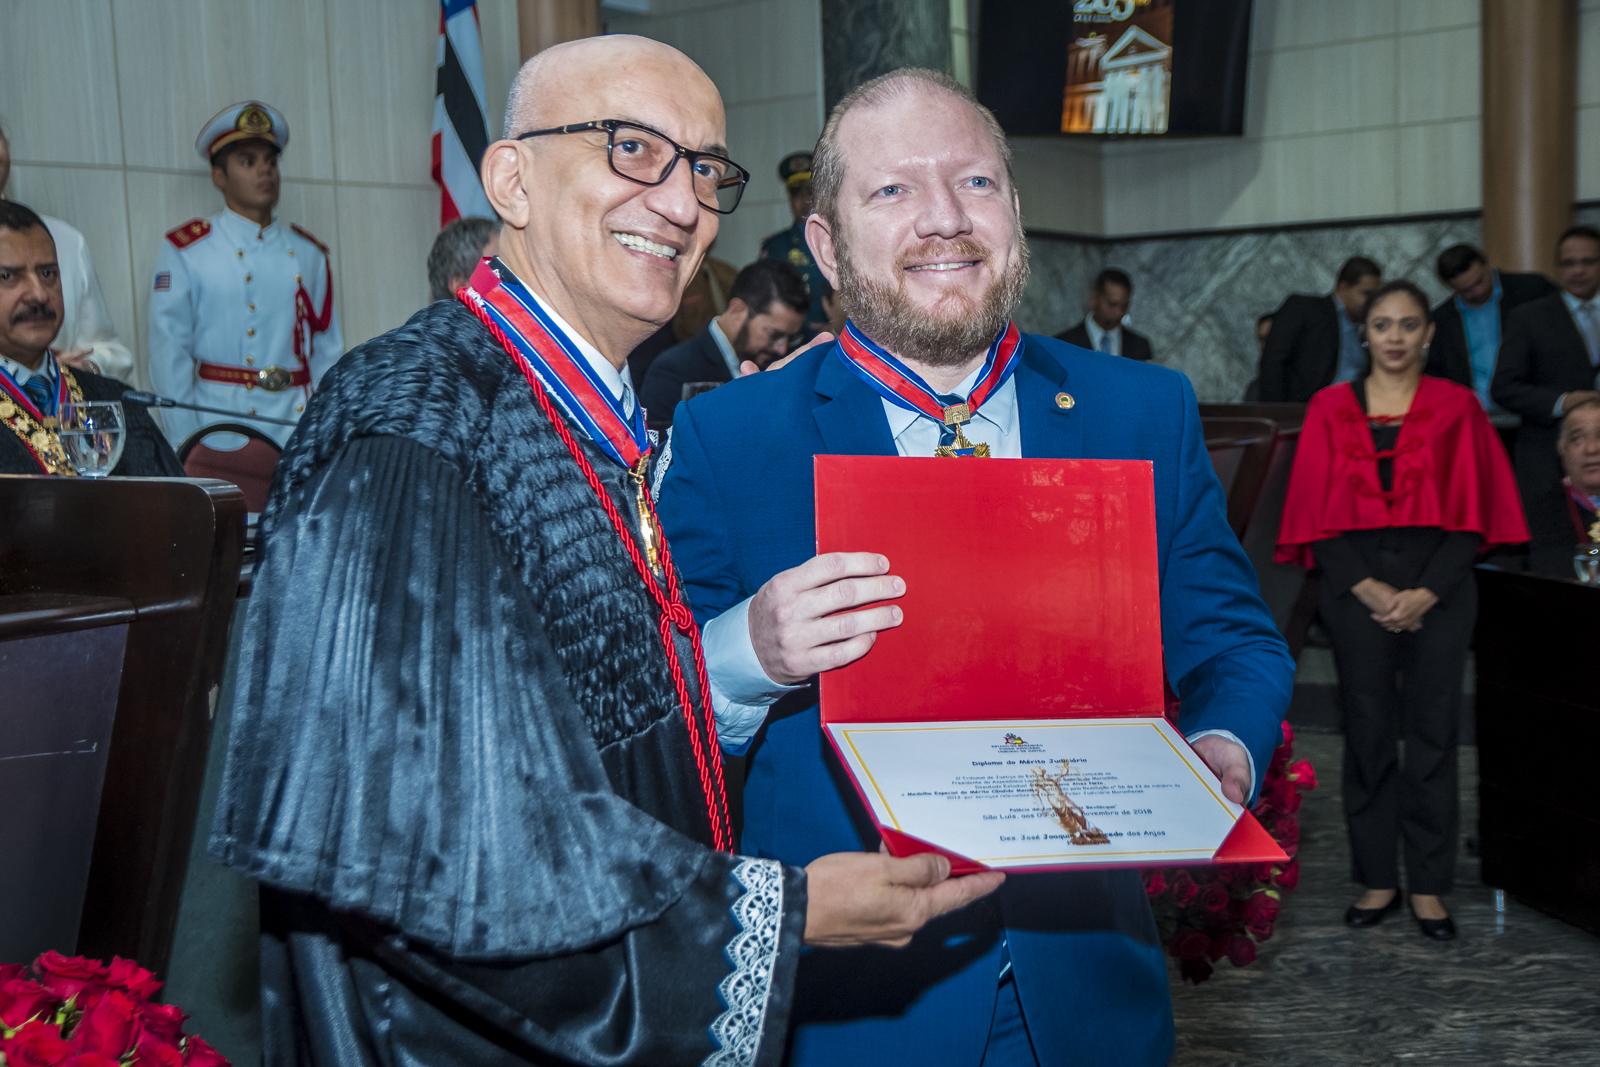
[1245,892,1281,939]
[1197,883,1230,913]
[105,959,162,1003]
[0,964,30,985]
[68,1055,122,1067]
[1288,758,1318,792]
[1178,956,1214,984]
[138,1003,188,1046]
[33,953,109,1005]
[0,979,59,1029]
[1281,720,1294,746]
[4,1019,74,1067]
[68,989,142,1059]
[1207,933,1233,962]
[1142,869,1167,897]
[1169,928,1209,961]
[1274,858,1300,891]
[132,1042,185,1067]
[1274,819,1300,849]
[183,1035,230,1067]
[1226,935,1257,968]
[1170,870,1198,907]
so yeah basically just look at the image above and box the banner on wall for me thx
[1063,0,1173,134]
[432,0,496,225]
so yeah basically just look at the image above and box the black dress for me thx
[1312,379,1480,895]
[208,300,806,1067]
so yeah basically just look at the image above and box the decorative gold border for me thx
[0,364,85,475]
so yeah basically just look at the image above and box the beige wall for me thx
[1019,0,1600,239]
[0,0,523,388]
[605,0,825,269]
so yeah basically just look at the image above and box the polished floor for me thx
[1168,732,1600,1067]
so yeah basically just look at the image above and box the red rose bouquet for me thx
[0,951,228,1066]
[1143,720,1317,984]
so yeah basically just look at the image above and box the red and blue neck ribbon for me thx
[0,352,67,421]
[464,258,649,470]
[835,318,1023,422]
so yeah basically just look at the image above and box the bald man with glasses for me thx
[208,36,999,1067]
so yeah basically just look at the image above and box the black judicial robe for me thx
[208,299,806,1067]
[0,365,182,477]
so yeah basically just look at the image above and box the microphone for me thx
[120,390,299,427]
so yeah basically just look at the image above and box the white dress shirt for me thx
[41,216,135,383]
[697,356,1256,794]
[708,318,743,380]
[1083,317,1121,357]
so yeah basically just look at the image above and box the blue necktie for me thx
[21,374,52,417]
[935,392,966,449]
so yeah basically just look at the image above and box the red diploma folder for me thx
[815,455,1286,874]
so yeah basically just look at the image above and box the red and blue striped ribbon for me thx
[835,318,1023,422]
[0,352,68,421]
[464,258,649,470]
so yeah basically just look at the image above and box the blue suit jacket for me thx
[656,336,1294,1067]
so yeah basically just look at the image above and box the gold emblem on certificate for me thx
[1030,760,1110,846]
[933,402,990,458]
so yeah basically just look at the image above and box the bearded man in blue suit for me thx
[655,68,1294,1067]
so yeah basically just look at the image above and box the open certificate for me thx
[827,717,1243,870]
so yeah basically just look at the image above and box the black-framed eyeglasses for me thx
[516,119,749,215]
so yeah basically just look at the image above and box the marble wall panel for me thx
[327,0,439,186]
[1581,107,1600,202]
[1011,138,1103,235]
[6,164,139,383]
[1019,213,1485,403]
[819,0,948,111]
[1395,118,1479,214]
[334,183,436,351]
[1397,26,1480,125]
[1397,0,1479,33]
[1257,39,1397,139]
[0,0,123,167]
[111,0,336,181]
[1253,0,1398,50]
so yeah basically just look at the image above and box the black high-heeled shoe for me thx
[1412,910,1456,941]
[1344,893,1402,927]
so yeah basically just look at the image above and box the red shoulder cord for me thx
[461,295,733,851]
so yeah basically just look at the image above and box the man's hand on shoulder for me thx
[802,850,1005,948]
[748,552,906,684]
[1191,734,1251,805]
[739,331,835,377]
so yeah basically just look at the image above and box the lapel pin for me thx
[1055,392,1075,410]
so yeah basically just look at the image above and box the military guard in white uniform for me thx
[149,101,342,447]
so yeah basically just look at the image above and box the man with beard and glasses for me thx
[656,68,1293,1067]
[207,39,1001,1067]
[642,258,809,426]
[0,200,180,476]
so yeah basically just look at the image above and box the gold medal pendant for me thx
[631,455,664,574]
[933,402,990,458]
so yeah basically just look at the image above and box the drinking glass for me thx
[57,399,126,478]
[1574,544,1600,584]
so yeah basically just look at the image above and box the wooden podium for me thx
[0,476,245,975]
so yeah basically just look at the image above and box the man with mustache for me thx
[0,200,180,476]
[657,69,1294,1066]
[208,40,1000,1067]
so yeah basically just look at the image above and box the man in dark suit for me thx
[1492,225,1600,566]
[640,257,807,427]
[0,200,181,477]
[1054,267,1153,360]
[1256,256,1382,402]
[1426,243,1556,406]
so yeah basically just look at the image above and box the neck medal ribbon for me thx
[835,318,1023,457]
[0,355,78,475]
[464,258,650,472]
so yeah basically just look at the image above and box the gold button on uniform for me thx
[245,274,252,282]
[294,274,301,283]
[247,327,255,337]
[248,303,255,311]
[287,249,295,256]
[248,408,257,416]
[295,404,304,413]
[1055,392,1075,410]
[246,356,255,365]
[236,250,243,258]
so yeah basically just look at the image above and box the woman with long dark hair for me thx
[1277,280,1527,940]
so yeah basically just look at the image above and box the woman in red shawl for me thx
[1277,280,1527,942]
